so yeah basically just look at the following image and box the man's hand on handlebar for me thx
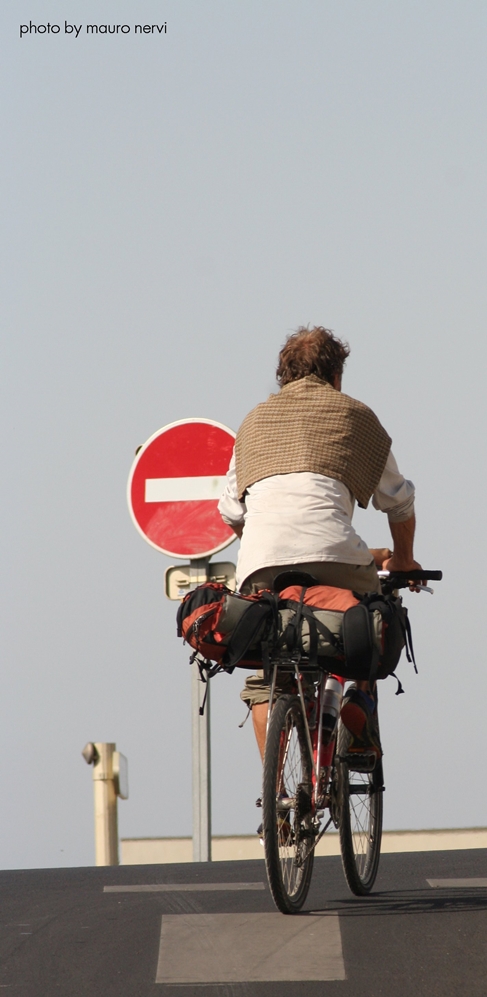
[382,555,425,592]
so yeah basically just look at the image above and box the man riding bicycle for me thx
[218,326,422,762]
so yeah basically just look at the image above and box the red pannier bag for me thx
[176,583,278,670]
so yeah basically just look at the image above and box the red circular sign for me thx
[127,419,236,558]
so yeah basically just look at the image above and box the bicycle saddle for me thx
[272,570,319,592]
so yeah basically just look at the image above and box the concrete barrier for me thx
[121,827,487,865]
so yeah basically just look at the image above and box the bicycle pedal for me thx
[345,751,376,772]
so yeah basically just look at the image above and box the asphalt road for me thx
[0,849,485,996]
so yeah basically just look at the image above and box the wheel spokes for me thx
[347,774,376,875]
[276,716,308,896]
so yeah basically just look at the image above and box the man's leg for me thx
[340,685,381,756]
[357,679,373,693]
[252,702,268,762]
[240,672,294,762]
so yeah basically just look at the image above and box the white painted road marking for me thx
[427,878,487,888]
[104,882,265,893]
[144,475,227,502]
[155,912,345,984]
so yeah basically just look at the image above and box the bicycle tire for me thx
[262,695,315,914]
[336,719,383,895]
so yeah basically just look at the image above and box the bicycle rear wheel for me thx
[337,720,383,895]
[262,694,315,914]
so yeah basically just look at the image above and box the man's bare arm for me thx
[383,514,423,588]
[386,514,418,570]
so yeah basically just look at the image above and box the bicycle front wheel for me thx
[337,720,383,895]
[262,694,315,914]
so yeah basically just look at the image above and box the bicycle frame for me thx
[259,570,442,907]
[265,656,338,853]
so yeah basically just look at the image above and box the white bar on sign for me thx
[145,475,227,503]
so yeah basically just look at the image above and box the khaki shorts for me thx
[239,559,379,709]
[239,559,380,597]
[239,667,320,705]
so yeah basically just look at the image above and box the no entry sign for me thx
[127,419,236,558]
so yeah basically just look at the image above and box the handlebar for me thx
[378,569,443,593]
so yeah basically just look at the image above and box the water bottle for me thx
[321,677,344,746]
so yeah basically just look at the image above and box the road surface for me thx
[0,849,485,995]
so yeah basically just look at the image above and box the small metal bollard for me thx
[82,742,128,866]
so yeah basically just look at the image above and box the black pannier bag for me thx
[341,593,415,687]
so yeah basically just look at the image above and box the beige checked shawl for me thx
[235,375,392,509]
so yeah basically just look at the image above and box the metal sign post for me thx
[191,661,211,861]
[188,557,212,862]
[127,419,237,866]
[169,556,237,863]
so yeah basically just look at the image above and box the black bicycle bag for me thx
[341,593,414,686]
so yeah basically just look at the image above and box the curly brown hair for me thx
[276,326,350,387]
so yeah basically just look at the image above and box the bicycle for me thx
[261,568,442,914]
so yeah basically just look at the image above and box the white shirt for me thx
[218,449,415,587]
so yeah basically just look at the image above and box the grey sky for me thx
[1,0,486,869]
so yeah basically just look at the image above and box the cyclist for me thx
[218,326,422,759]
